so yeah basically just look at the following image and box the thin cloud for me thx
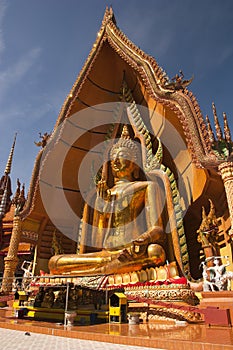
[119,5,174,57]
[0,0,7,59]
[216,46,233,66]
[0,85,64,141]
[0,47,41,105]
[0,2,42,106]
[0,97,56,133]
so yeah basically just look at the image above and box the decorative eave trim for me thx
[104,20,215,168]
[54,7,114,129]
[54,7,216,168]
[20,8,115,216]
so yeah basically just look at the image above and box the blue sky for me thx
[0,0,232,192]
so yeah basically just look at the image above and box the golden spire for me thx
[205,114,215,144]
[223,112,232,143]
[5,133,17,175]
[0,177,9,218]
[212,103,223,141]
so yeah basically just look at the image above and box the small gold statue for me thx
[53,288,66,309]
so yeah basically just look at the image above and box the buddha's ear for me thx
[133,165,140,179]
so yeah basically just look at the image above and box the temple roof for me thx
[53,7,212,164]
[19,8,227,265]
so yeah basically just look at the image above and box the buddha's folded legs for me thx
[48,244,166,276]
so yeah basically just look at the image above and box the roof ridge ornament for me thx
[34,132,51,148]
[102,6,116,26]
[163,70,193,92]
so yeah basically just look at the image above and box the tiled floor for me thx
[0,307,233,350]
[0,328,163,350]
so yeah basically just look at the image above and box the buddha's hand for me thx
[130,232,152,258]
[97,179,111,200]
[133,231,151,247]
[132,226,165,248]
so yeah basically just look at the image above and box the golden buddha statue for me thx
[49,125,168,276]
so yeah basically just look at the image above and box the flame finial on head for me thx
[110,125,139,162]
[121,125,130,139]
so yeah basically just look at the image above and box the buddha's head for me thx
[110,126,139,180]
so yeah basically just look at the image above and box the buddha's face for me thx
[110,147,137,179]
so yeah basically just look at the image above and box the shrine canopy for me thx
[20,7,228,277]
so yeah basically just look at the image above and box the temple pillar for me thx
[1,215,22,293]
[218,162,233,237]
